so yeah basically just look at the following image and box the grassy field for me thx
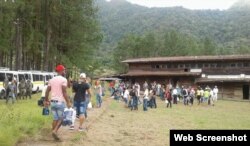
[0,93,51,146]
[82,99,250,146]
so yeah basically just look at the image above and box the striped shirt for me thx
[48,76,67,102]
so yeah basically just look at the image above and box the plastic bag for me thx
[62,108,76,126]
[88,102,92,109]
[165,100,168,104]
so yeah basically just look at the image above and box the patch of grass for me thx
[71,132,86,142]
[0,93,51,146]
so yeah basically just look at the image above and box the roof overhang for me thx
[121,71,201,77]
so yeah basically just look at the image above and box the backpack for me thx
[182,89,187,96]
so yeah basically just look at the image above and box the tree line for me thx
[113,30,250,73]
[0,0,102,73]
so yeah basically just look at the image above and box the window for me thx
[155,65,160,69]
[18,74,25,82]
[230,63,236,67]
[166,64,172,69]
[243,63,249,67]
[204,64,209,68]
[237,63,243,67]
[217,63,222,68]
[25,74,31,80]
[190,64,196,68]
[185,64,190,68]
[178,64,184,68]
[40,75,44,81]
[0,73,5,82]
[173,64,178,68]
[33,74,40,81]
[6,73,13,81]
[197,63,203,68]
[210,63,216,68]
[46,75,51,81]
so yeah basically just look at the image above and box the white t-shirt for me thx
[144,89,149,99]
[124,89,129,99]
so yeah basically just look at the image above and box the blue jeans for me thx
[74,101,86,116]
[51,101,65,120]
[143,99,148,111]
[96,94,102,107]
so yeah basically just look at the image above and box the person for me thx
[209,88,214,106]
[189,88,195,105]
[172,88,178,104]
[196,87,201,105]
[130,87,138,111]
[148,89,157,108]
[143,81,148,91]
[182,86,188,106]
[123,88,129,105]
[26,79,32,99]
[203,87,210,104]
[165,90,172,108]
[94,80,102,108]
[6,80,16,104]
[71,73,91,131]
[18,78,26,100]
[213,86,219,102]
[3,76,9,99]
[143,88,149,111]
[44,64,71,141]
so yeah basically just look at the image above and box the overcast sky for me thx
[106,0,239,10]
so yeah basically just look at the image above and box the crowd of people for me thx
[109,80,219,111]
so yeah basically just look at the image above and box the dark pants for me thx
[167,99,172,108]
[131,96,138,110]
[173,94,178,104]
[184,96,188,105]
[148,97,157,108]
[197,95,201,105]
[143,99,148,111]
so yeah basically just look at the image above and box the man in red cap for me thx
[44,64,71,141]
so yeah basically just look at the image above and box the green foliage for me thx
[0,0,102,72]
[96,0,250,73]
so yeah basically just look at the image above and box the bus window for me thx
[33,74,40,81]
[0,73,5,82]
[25,74,31,80]
[40,75,44,81]
[46,75,50,81]
[6,73,13,81]
[18,74,25,82]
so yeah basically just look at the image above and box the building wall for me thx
[129,61,250,75]
[198,82,250,100]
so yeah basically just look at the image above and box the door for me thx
[243,85,249,100]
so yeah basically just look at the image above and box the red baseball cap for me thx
[55,65,65,72]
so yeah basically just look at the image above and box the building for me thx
[122,55,250,100]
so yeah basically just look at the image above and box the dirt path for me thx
[17,98,112,146]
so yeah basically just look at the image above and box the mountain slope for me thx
[96,0,250,49]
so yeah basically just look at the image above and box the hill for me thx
[95,0,250,72]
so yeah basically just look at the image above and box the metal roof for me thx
[122,55,250,63]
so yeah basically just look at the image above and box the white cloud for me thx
[124,0,239,10]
